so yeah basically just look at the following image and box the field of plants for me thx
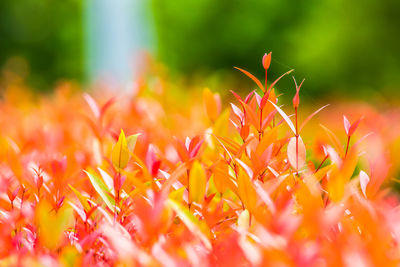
[1,54,400,266]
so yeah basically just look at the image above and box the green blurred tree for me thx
[0,0,84,90]
[151,0,400,98]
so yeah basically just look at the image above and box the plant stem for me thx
[259,108,263,141]
[315,155,329,173]
[345,135,351,158]
[187,169,191,209]
[295,107,299,174]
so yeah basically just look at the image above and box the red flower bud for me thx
[262,52,272,70]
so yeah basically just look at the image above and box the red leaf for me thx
[100,97,116,118]
[189,139,204,158]
[292,78,304,109]
[260,92,270,109]
[239,100,259,128]
[7,188,19,202]
[348,117,363,136]
[230,90,243,103]
[292,93,300,109]
[244,91,254,103]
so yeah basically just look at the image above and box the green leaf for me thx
[84,170,115,212]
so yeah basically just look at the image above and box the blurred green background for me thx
[0,0,84,89]
[0,0,399,98]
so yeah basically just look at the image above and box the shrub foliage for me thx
[0,54,399,266]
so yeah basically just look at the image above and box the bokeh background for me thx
[0,0,399,100]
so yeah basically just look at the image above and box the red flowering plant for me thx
[0,53,399,266]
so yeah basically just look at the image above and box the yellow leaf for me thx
[213,108,230,138]
[237,209,250,230]
[112,129,130,169]
[189,161,207,204]
[60,246,80,267]
[169,187,186,201]
[68,184,91,212]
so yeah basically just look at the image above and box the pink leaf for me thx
[343,115,351,136]
[268,100,296,134]
[359,170,370,198]
[254,92,262,108]
[83,93,100,118]
[230,103,244,121]
[326,146,342,166]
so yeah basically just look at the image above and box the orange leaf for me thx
[237,170,257,212]
[234,67,264,92]
[203,88,221,122]
[320,124,344,156]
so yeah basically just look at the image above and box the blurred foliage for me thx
[0,0,83,91]
[0,0,399,98]
[151,0,400,98]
